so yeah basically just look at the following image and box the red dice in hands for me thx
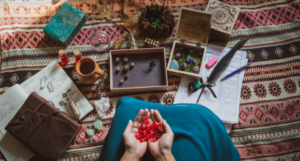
[135,117,165,143]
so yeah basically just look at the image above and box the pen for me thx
[220,62,252,81]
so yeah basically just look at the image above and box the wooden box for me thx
[110,48,168,93]
[205,0,240,42]
[167,8,212,79]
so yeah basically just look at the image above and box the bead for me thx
[144,117,149,124]
[182,63,187,69]
[193,81,201,89]
[135,132,143,140]
[192,59,197,64]
[140,123,147,130]
[189,49,194,54]
[188,82,195,93]
[149,130,155,137]
[186,57,191,63]
[193,66,199,73]
[170,60,179,70]
[175,53,181,59]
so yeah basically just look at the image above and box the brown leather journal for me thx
[5,92,81,161]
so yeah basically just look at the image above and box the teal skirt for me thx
[99,97,240,161]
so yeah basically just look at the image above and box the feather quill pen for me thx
[120,0,142,35]
[196,38,248,103]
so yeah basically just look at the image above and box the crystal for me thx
[135,133,142,140]
[140,138,147,143]
[188,82,195,93]
[140,123,147,130]
[175,53,181,59]
[66,97,81,119]
[150,137,156,142]
[94,97,110,118]
[182,63,187,69]
[170,60,179,70]
[192,59,197,64]
[152,121,160,128]
[186,58,191,63]
[93,119,102,130]
[40,76,47,90]
[47,81,54,92]
[193,81,201,89]
[193,66,199,73]
[86,129,95,137]
[189,49,194,54]
[198,51,203,56]
[142,130,148,136]
[144,117,149,124]
[146,124,152,130]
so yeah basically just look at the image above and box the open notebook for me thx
[0,61,93,161]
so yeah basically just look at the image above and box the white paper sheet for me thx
[20,61,93,120]
[174,44,247,124]
[0,84,35,161]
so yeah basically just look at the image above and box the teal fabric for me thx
[43,3,87,46]
[99,97,240,161]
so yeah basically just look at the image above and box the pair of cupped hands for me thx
[121,109,175,161]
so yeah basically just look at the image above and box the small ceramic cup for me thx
[76,58,104,84]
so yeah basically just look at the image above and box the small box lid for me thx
[175,8,212,46]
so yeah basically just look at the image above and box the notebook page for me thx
[0,84,35,161]
[20,61,93,120]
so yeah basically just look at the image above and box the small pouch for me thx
[5,92,81,161]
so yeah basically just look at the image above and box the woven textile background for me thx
[0,0,300,160]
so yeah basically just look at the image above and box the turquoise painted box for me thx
[43,3,87,46]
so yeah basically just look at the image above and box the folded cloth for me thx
[5,92,81,161]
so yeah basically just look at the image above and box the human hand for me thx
[121,109,150,161]
[148,110,175,161]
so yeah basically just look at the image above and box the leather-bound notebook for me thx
[5,92,81,161]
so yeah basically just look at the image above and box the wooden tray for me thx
[110,48,168,93]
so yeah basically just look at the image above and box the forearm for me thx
[155,151,175,161]
[120,151,140,161]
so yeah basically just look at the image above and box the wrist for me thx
[154,150,175,161]
[121,150,140,161]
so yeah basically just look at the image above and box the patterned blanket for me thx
[0,0,299,160]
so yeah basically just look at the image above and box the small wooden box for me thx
[110,48,168,93]
[205,0,240,42]
[167,8,212,79]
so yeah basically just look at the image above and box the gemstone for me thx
[149,130,155,137]
[144,117,149,124]
[186,57,191,63]
[189,49,194,54]
[170,60,179,70]
[175,53,181,59]
[93,119,102,130]
[150,137,156,142]
[140,138,147,142]
[198,51,203,56]
[146,124,152,130]
[178,46,183,51]
[142,130,148,136]
[47,81,54,92]
[192,59,197,64]
[188,82,195,93]
[182,63,187,69]
[86,129,95,137]
[193,81,201,89]
[135,132,143,140]
[193,66,199,73]
[40,76,47,90]
[152,121,160,128]
[140,123,147,130]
